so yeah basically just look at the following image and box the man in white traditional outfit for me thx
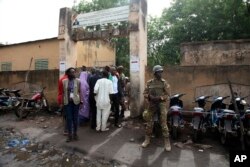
[94,70,114,132]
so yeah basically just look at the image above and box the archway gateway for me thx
[58,0,147,117]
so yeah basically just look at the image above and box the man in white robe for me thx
[94,70,114,131]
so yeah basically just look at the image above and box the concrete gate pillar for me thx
[129,0,147,117]
[58,2,148,117]
[58,8,77,77]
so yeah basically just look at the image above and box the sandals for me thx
[101,128,110,132]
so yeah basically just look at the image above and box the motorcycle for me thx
[191,95,210,142]
[0,89,21,111]
[209,95,244,145]
[218,108,238,145]
[168,93,185,139]
[15,87,50,118]
[208,96,229,129]
[229,96,250,147]
[244,108,250,147]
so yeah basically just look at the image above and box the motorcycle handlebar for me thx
[242,94,250,99]
[170,93,185,99]
[223,96,230,100]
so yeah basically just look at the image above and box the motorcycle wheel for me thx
[15,108,30,119]
[172,126,178,139]
[220,132,229,145]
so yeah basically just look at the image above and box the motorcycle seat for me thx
[222,109,235,114]
[194,107,204,112]
[170,105,182,111]
[28,99,36,102]
[245,110,250,114]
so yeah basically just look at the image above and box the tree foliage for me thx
[74,0,250,69]
[148,0,250,66]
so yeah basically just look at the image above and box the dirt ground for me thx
[0,111,233,167]
[0,111,122,167]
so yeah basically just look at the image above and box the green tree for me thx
[148,0,250,66]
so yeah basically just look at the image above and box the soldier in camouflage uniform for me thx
[142,65,171,151]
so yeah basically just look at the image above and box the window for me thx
[35,59,48,70]
[1,62,12,71]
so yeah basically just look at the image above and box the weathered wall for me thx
[129,0,148,117]
[181,39,250,66]
[0,38,59,71]
[1,65,249,110]
[0,70,59,105]
[145,65,250,110]
[76,40,115,67]
[0,38,115,74]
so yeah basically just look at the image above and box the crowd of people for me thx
[57,65,130,142]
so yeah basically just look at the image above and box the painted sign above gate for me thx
[73,5,129,28]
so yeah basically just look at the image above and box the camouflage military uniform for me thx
[143,78,170,137]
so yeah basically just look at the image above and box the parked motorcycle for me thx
[0,88,21,111]
[15,87,50,118]
[244,108,250,147]
[168,93,185,139]
[208,96,229,129]
[218,108,238,145]
[229,96,250,147]
[191,95,210,142]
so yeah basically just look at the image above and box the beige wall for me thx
[0,38,116,71]
[0,38,59,71]
[2,38,249,110]
[145,65,250,111]
[0,65,249,109]
[0,70,59,105]
[181,39,250,66]
[76,40,115,68]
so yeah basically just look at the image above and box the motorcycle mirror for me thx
[241,99,247,105]
[235,97,241,101]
